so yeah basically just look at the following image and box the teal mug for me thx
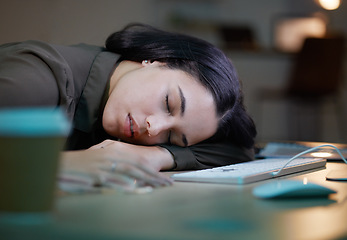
[0,108,70,214]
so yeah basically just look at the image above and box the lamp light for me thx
[317,0,341,10]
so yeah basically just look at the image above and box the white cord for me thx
[271,144,347,176]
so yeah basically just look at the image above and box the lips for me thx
[124,114,137,138]
[129,114,134,137]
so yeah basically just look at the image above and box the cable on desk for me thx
[271,144,347,177]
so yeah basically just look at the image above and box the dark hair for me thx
[105,23,256,148]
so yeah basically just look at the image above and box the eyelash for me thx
[165,94,172,144]
[165,94,171,114]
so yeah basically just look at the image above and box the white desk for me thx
[1,162,347,240]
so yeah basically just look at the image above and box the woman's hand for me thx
[89,140,175,171]
[60,140,174,190]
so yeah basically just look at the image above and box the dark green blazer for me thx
[0,41,254,170]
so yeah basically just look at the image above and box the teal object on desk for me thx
[0,107,70,136]
[253,179,336,199]
[0,107,71,214]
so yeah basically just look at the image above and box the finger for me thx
[98,162,154,187]
[125,162,173,186]
[110,162,172,188]
[97,169,138,190]
[139,166,174,186]
[122,160,173,184]
[101,172,154,194]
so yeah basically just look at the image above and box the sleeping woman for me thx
[0,23,256,188]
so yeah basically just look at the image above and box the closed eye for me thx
[165,94,171,114]
[165,94,172,144]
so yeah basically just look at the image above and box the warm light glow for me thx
[275,17,326,52]
[318,0,341,10]
[311,152,333,158]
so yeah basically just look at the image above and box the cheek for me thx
[184,104,219,144]
[119,87,154,109]
[102,113,118,136]
[102,98,122,136]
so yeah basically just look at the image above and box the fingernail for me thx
[158,178,173,186]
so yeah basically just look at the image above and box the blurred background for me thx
[1,0,346,144]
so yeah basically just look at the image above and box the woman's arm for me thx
[60,140,174,188]
[89,140,175,171]
[161,140,255,170]
[86,139,254,172]
[76,138,254,172]
[60,138,253,189]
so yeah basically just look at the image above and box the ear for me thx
[141,60,165,67]
[142,60,150,66]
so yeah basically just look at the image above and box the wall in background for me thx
[2,0,346,47]
[1,0,346,143]
[0,0,155,45]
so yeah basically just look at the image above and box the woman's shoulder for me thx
[0,40,105,56]
[0,40,58,52]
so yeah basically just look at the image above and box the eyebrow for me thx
[178,86,188,147]
[178,86,186,116]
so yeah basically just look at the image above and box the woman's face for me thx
[103,61,219,147]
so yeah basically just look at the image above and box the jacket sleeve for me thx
[0,42,60,108]
[160,140,255,170]
[0,41,78,121]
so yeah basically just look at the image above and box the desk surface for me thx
[2,162,347,240]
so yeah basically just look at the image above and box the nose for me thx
[146,115,172,137]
